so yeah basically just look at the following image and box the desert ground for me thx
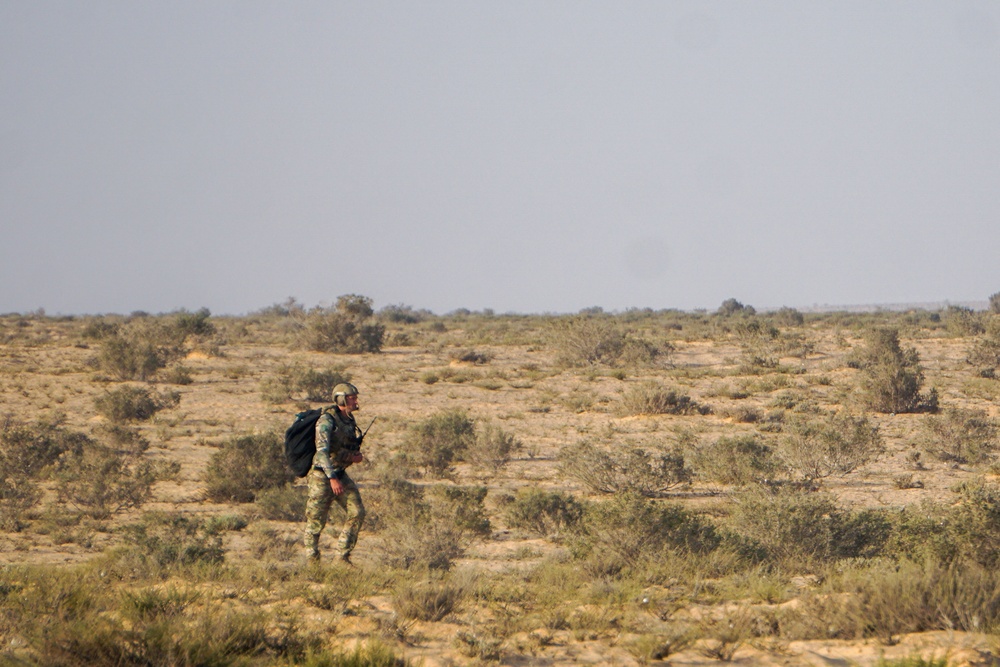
[3,302,1000,666]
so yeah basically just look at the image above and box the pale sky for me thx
[2,2,998,315]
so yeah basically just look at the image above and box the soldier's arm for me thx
[313,413,343,480]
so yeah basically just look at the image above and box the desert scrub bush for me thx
[570,493,720,575]
[404,408,476,477]
[303,294,386,353]
[499,488,585,538]
[94,318,186,381]
[171,306,215,338]
[203,431,293,502]
[725,486,891,567]
[693,434,782,486]
[779,412,884,481]
[850,327,930,413]
[393,576,466,621]
[559,440,691,497]
[51,438,174,520]
[801,559,1000,644]
[465,421,522,475]
[619,381,709,416]
[253,483,307,521]
[96,512,225,577]
[733,318,781,370]
[94,384,180,422]
[920,407,998,464]
[259,364,352,403]
[942,480,1000,568]
[945,304,986,337]
[369,479,474,570]
[549,314,671,368]
[426,484,492,537]
[967,320,1000,377]
[716,298,756,317]
[0,416,95,529]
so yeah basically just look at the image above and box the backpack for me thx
[284,408,324,477]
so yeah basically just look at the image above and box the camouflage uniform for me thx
[303,406,366,561]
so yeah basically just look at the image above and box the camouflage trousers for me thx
[303,469,366,559]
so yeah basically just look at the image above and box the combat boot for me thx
[304,533,321,561]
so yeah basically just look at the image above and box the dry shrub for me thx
[393,577,465,622]
[370,479,486,571]
[303,295,385,354]
[203,431,292,503]
[779,412,884,481]
[920,407,998,464]
[52,441,168,519]
[550,315,670,368]
[570,493,719,574]
[619,382,709,416]
[465,421,521,476]
[1,417,89,529]
[253,484,307,521]
[404,409,475,478]
[560,440,691,497]
[94,384,179,423]
[693,434,781,486]
[726,486,890,567]
[500,488,584,538]
[94,318,186,381]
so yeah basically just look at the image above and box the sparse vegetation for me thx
[6,303,1000,665]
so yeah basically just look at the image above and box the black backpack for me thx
[284,408,324,477]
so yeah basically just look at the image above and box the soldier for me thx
[304,382,366,563]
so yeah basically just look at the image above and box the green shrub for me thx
[94,384,180,422]
[559,440,691,497]
[967,323,1000,377]
[779,412,884,481]
[619,382,708,416]
[726,486,890,566]
[716,298,756,317]
[203,431,292,503]
[1,417,95,529]
[111,512,225,572]
[303,296,385,353]
[570,493,719,573]
[405,409,476,478]
[500,488,584,538]
[920,407,998,464]
[298,367,352,402]
[95,319,184,381]
[945,305,986,337]
[851,327,928,413]
[172,307,215,338]
[693,434,781,486]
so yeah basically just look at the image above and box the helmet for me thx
[333,382,359,406]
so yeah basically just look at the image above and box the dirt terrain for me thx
[2,309,1000,666]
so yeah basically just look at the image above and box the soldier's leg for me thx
[303,470,334,559]
[332,475,366,560]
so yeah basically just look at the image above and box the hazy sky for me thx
[2,2,998,316]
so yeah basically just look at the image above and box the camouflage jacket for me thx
[312,407,363,480]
